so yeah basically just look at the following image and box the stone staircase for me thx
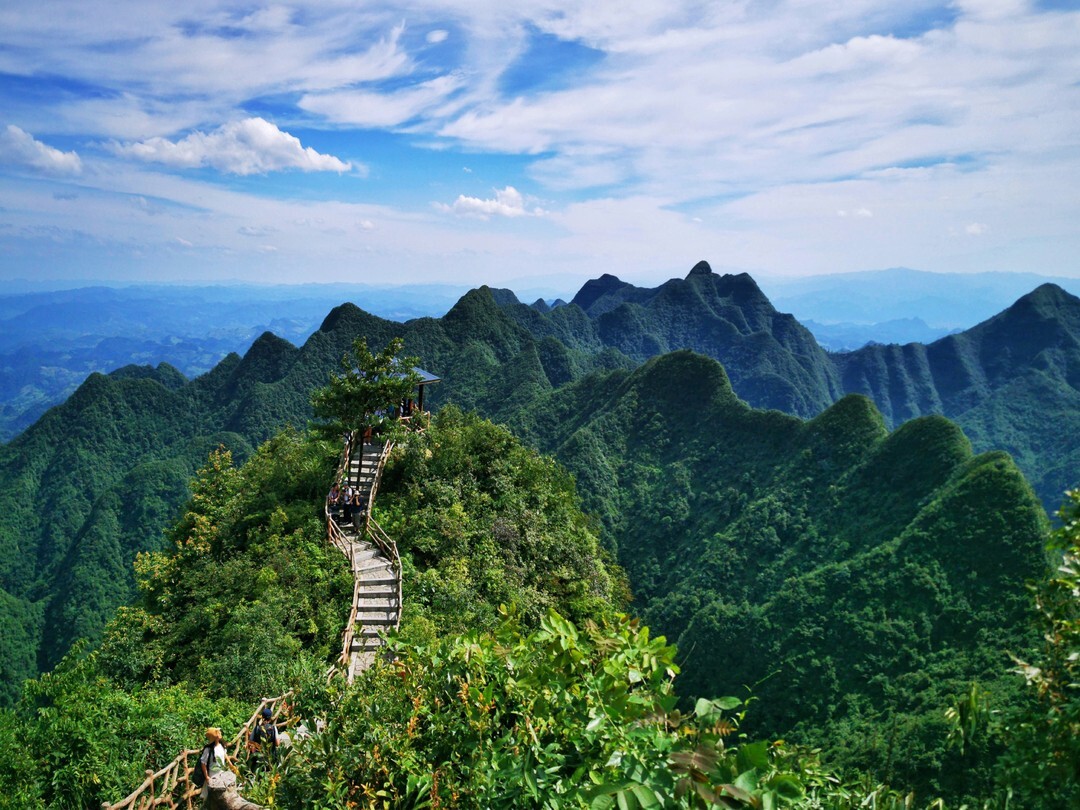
[347,439,381,496]
[329,438,402,682]
[103,433,408,809]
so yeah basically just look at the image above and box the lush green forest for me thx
[0,264,1077,807]
[3,266,1077,701]
[508,351,1049,799]
[0,404,1073,808]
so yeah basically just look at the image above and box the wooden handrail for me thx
[339,578,361,666]
[107,415,427,808]
[368,518,403,633]
[102,694,292,810]
[362,440,393,539]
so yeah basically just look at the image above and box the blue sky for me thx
[1,0,1078,293]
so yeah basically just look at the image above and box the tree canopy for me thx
[310,336,420,439]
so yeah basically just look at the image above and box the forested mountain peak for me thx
[108,362,187,390]
[442,284,504,321]
[620,349,740,416]
[687,259,713,276]
[487,286,522,307]
[973,282,1080,337]
[569,272,632,313]
[315,301,377,335]
[231,331,298,380]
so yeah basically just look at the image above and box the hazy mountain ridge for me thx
[837,283,1080,506]
[761,267,1080,328]
[0,283,469,442]
[805,317,957,350]
[493,263,1079,510]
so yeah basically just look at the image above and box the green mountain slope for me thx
[502,260,843,417]
[837,283,1080,507]
[500,266,1080,510]
[515,350,1048,795]
[0,288,626,697]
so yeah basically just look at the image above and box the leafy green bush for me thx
[997,489,1080,807]
[376,406,623,635]
[251,608,819,809]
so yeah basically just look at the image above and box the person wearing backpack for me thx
[248,706,279,766]
[195,727,227,806]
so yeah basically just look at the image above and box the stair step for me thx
[351,639,384,652]
[357,557,392,570]
[355,587,397,597]
[356,616,398,626]
[358,571,395,583]
[357,577,398,589]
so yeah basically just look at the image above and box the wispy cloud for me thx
[110,118,353,175]
[300,75,464,128]
[0,125,82,175]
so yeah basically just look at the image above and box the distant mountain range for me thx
[491,262,1080,512]
[803,318,957,351]
[0,283,469,441]
[3,268,1078,443]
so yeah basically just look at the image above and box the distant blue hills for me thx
[759,266,1080,329]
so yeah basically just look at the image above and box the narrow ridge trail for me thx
[104,428,405,809]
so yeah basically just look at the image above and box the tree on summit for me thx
[310,336,420,439]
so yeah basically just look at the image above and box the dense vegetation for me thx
[506,350,1050,802]
[0,264,1077,807]
[0,407,621,808]
[0,353,1072,806]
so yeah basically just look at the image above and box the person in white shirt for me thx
[199,727,228,805]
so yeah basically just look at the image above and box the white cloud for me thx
[174,236,193,247]
[111,118,353,175]
[435,186,546,219]
[426,29,449,44]
[0,125,82,175]
[966,222,988,235]
[837,208,874,218]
